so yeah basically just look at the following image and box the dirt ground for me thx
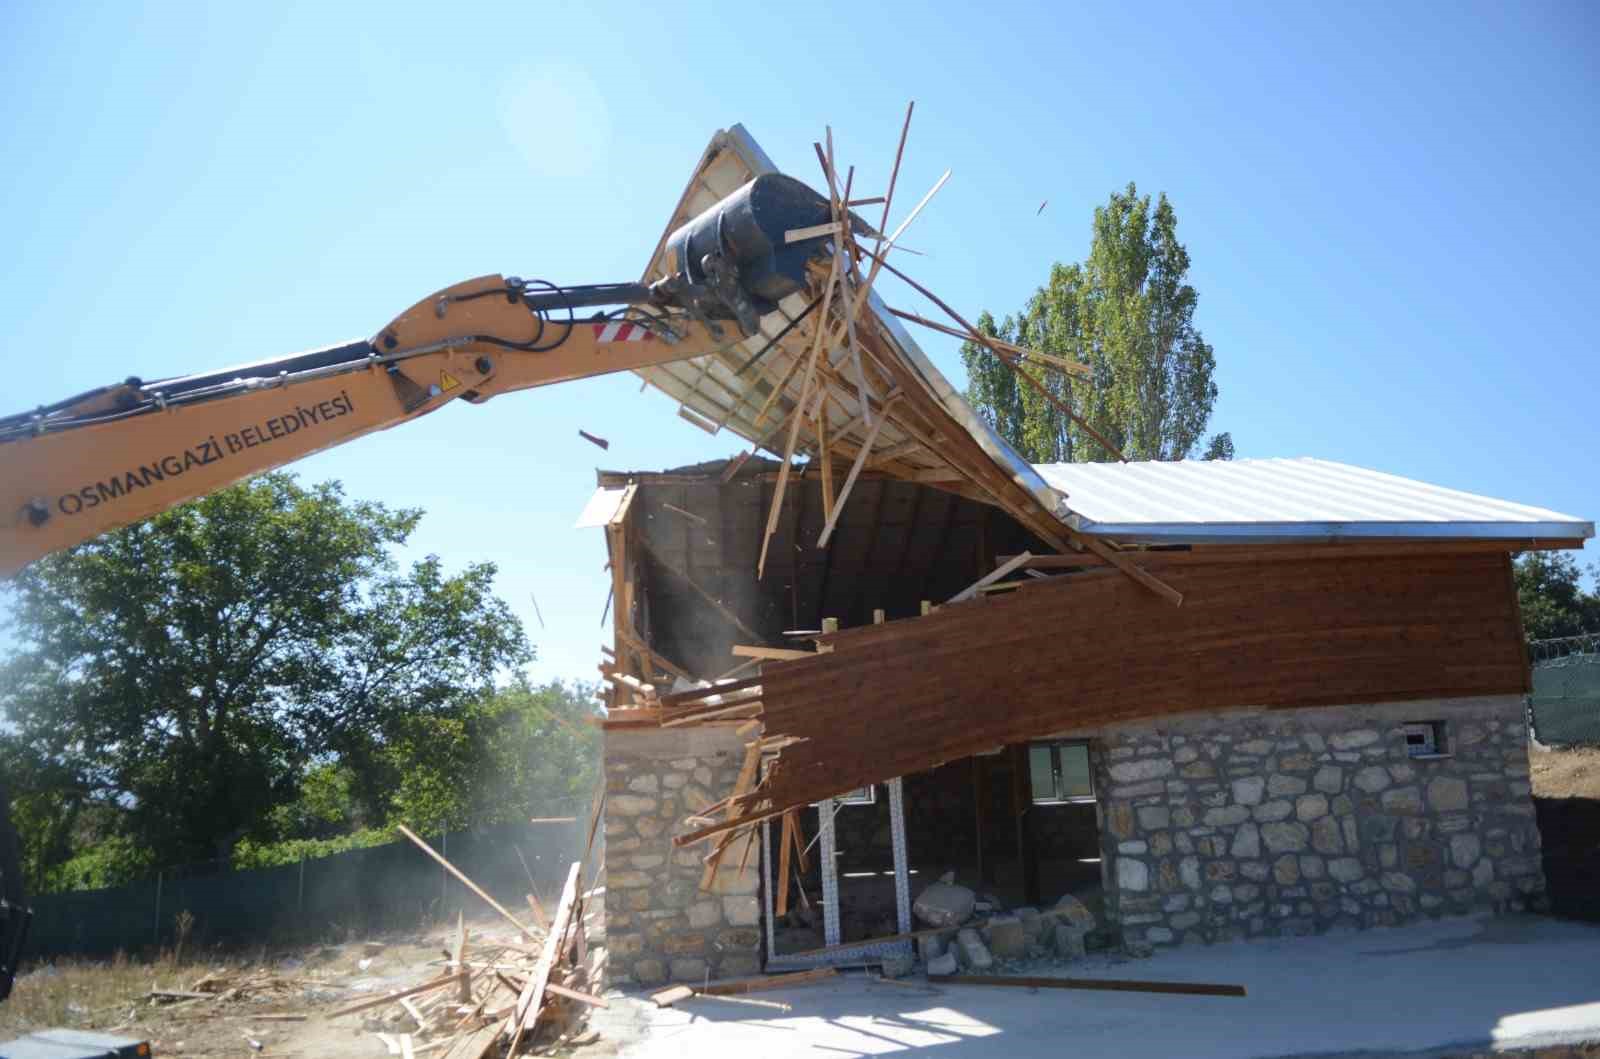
[0,913,608,1057]
[1531,743,1600,799]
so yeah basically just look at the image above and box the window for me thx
[837,785,877,806]
[1403,721,1449,759]
[1029,741,1094,804]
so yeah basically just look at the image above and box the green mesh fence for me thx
[1529,636,1600,747]
[25,817,587,959]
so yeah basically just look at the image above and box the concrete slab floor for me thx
[591,914,1600,1058]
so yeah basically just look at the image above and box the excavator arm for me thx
[0,275,738,574]
[0,171,848,577]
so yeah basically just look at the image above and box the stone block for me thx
[670,957,709,982]
[1428,776,1469,813]
[632,959,666,985]
[720,955,762,977]
[1353,766,1392,793]
[914,882,976,928]
[1117,857,1151,892]
[610,794,658,816]
[1296,794,1329,821]
[1204,805,1251,827]
[1055,894,1095,931]
[957,928,994,969]
[986,916,1028,957]
[918,933,948,961]
[1273,855,1301,885]
[1231,822,1261,859]
[1254,800,1293,822]
[1381,787,1424,815]
[1314,766,1344,794]
[1330,729,1381,751]
[722,896,760,926]
[1381,872,1417,893]
[1268,774,1308,797]
[1263,821,1310,853]
[1311,815,1344,854]
[1137,806,1171,830]
[1110,759,1173,782]
[628,774,659,794]
[664,933,706,956]
[687,901,721,929]
[881,953,916,979]
[1053,923,1087,960]
[927,951,959,976]
[1231,777,1266,805]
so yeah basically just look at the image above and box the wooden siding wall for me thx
[756,551,1528,813]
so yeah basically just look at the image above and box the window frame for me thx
[1028,740,1096,805]
[1402,720,1451,760]
[836,784,878,806]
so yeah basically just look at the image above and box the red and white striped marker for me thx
[591,322,656,343]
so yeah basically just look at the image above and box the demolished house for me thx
[585,124,1595,986]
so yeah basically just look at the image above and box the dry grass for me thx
[0,950,220,1037]
[1530,744,1600,800]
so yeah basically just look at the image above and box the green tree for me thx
[962,183,1229,463]
[0,473,530,881]
[1514,551,1600,643]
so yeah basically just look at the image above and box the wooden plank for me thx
[544,981,608,1008]
[508,861,581,1052]
[816,395,901,547]
[732,644,816,661]
[927,973,1246,998]
[698,967,837,995]
[329,972,468,1018]
[785,221,843,243]
[661,674,763,706]
[660,701,763,728]
[701,744,763,891]
[395,826,531,940]
[948,551,1033,603]
[759,249,842,579]
[650,985,695,1008]
[886,307,1090,377]
[776,812,794,918]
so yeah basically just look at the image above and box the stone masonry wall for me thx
[1096,695,1546,955]
[602,726,762,987]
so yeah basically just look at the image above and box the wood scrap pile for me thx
[324,804,608,1057]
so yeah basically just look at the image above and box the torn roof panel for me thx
[631,124,1069,547]
[1036,457,1593,543]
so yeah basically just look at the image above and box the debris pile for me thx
[323,802,609,1057]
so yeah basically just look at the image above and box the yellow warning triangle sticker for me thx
[440,370,461,392]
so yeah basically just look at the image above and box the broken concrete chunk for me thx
[880,953,915,979]
[956,928,994,970]
[1053,893,1096,932]
[1054,922,1088,960]
[926,951,958,976]
[1013,906,1044,941]
[917,932,948,962]
[913,881,976,928]
[985,915,1028,958]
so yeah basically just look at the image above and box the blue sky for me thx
[2,1,1594,682]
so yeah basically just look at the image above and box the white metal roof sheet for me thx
[1034,457,1593,543]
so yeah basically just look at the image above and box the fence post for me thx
[440,829,448,912]
[153,870,163,946]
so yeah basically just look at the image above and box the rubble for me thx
[956,928,994,970]
[984,915,1028,959]
[913,880,976,928]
